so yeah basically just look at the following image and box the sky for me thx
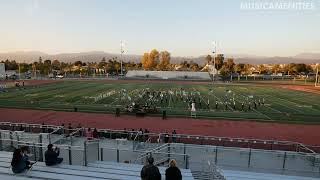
[0,0,319,57]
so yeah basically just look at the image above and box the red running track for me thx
[0,108,320,146]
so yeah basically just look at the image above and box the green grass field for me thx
[0,80,319,124]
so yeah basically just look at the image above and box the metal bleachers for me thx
[221,169,320,180]
[126,70,212,80]
[0,151,194,180]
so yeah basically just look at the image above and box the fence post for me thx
[183,144,186,162]
[117,148,119,163]
[312,155,316,167]
[97,140,100,161]
[33,143,37,161]
[10,131,13,148]
[282,152,287,170]
[16,132,20,142]
[48,133,51,144]
[167,143,171,163]
[0,132,2,151]
[39,134,43,161]
[84,141,87,166]
[215,146,218,165]
[186,155,189,169]
[68,146,72,165]
[100,148,103,161]
[248,148,252,168]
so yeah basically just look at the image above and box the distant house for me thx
[200,64,218,75]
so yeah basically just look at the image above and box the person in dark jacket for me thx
[11,148,32,173]
[45,144,63,166]
[93,128,99,139]
[140,156,161,180]
[165,159,182,180]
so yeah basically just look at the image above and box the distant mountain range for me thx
[0,51,319,65]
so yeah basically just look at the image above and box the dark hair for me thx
[11,149,22,167]
[47,144,53,150]
[147,157,154,164]
[20,146,29,153]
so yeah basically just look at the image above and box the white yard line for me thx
[233,88,283,114]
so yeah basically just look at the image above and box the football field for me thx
[0,80,319,124]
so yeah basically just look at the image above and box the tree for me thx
[219,65,230,78]
[272,64,281,74]
[219,59,235,78]
[235,64,245,75]
[98,59,107,69]
[141,53,150,70]
[225,58,235,73]
[52,60,60,66]
[74,61,83,66]
[149,49,160,67]
[157,51,171,70]
[190,62,200,71]
[214,54,224,70]
[38,56,43,64]
[244,64,253,75]
[52,60,60,70]
[4,59,18,70]
[205,55,212,64]
[141,49,160,70]
[114,62,120,74]
[258,64,267,74]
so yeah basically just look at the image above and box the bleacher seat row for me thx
[0,151,194,180]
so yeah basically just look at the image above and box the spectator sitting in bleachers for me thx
[140,156,161,180]
[41,122,46,133]
[172,130,177,143]
[85,128,94,140]
[20,146,30,159]
[11,148,33,173]
[45,144,63,166]
[67,123,73,137]
[93,128,99,139]
[165,159,182,180]
[77,123,83,136]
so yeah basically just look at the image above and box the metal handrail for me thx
[298,143,315,154]
[0,121,306,146]
[133,143,170,163]
[133,131,141,142]
[154,157,170,166]
[48,126,63,135]
[69,128,82,136]
[0,138,83,149]
[1,121,317,153]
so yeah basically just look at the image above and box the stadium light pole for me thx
[212,41,217,81]
[315,63,319,87]
[120,40,125,76]
[18,63,21,80]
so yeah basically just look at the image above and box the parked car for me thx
[56,75,64,79]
